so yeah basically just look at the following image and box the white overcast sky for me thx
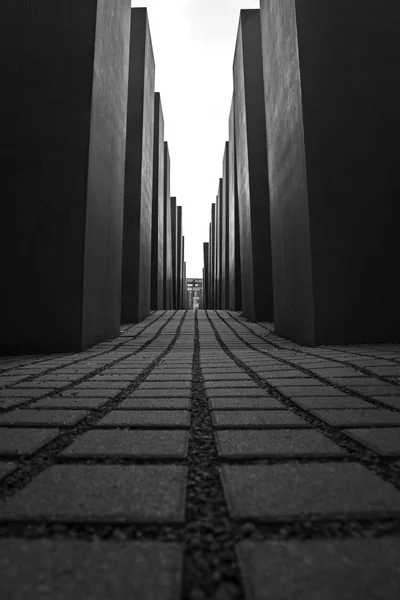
[131,0,260,277]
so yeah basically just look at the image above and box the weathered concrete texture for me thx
[0,0,131,352]
[228,99,242,311]
[260,0,400,344]
[234,9,273,322]
[183,262,187,309]
[221,143,230,309]
[163,142,173,309]
[177,207,183,308]
[180,236,185,309]
[151,92,164,310]
[217,179,224,308]
[122,8,155,324]
[203,243,209,309]
[171,197,178,308]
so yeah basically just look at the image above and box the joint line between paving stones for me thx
[0,311,188,502]
[206,310,400,494]
[181,309,245,600]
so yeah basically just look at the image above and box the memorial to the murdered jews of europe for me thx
[1,1,400,598]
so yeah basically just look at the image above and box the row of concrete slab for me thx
[1,4,187,354]
[203,1,400,346]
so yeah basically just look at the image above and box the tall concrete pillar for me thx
[122,8,155,324]
[171,197,177,308]
[181,235,185,309]
[260,0,400,344]
[183,262,187,309]
[234,9,273,322]
[163,142,173,309]
[208,224,213,309]
[221,143,230,309]
[228,99,242,311]
[177,206,183,309]
[0,0,131,352]
[151,92,164,310]
[203,243,209,309]
[211,204,216,309]
[217,178,224,310]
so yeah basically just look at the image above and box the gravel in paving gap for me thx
[182,311,245,600]
[0,311,185,501]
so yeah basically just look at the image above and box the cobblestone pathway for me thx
[1,310,400,599]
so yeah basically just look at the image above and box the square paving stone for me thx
[291,396,375,409]
[204,380,258,389]
[96,410,190,428]
[0,389,45,399]
[0,410,88,427]
[29,397,109,410]
[0,462,16,481]
[146,374,193,381]
[206,389,270,398]
[139,381,191,390]
[57,389,120,398]
[202,373,251,381]
[129,390,189,398]
[0,428,60,456]
[62,430,189,459]
[350,385,400,397]
[371,396,400,409]
[237,538,400,600]
[117,397,191,410]
[209,398,284,410]
[220,463,400,520]
[216,430,345,459]
[278,386,343,397]
[0,397,33,410]
[311,409,400,428]
[12,381,64,389]
[0,539,183,600]
[264,378,321,387]
[0,465,187,522]
[345,428,400,456]
[212,410,310,429]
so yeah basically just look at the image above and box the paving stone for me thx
[206,388,270,398]
[345,428,400,456]
[331,377,384,386]
[0,397,33,410]
[0,389,45,399]
[0,462,16,481]
[309,367,362,377]
[312,409,400,428]
[221,463,400,519]
[291,396,375,409]
[350,385,400,396]
[263,378,322,387]
[209,397,283,410]
[117,397,191,410]
[96,410,190,428]
[216,430,345,459]
[57,389,120,398]
[62,430,189,459]
[74,382,126,390]
[29,397,109,409]
[212,410,310,429]
[129,390,189,398]
[254,370,308,379]
[146,374,193,381]
[371,396,400,409]
[0,410,88,427]
[202,373,252,381]
[237,538,400,600]
[12,381,64,389]
[0,465,187,522]
[139,381,191,390]
[0,428,60,455]
[0,539,183,600]
[278,386,343,397]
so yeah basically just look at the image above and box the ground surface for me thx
[0,309,400,599]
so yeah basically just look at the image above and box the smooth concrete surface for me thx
[171,197,178,308]
[208,224,213,309]
[204,243,209,309]
[0,0,131,353]
[222,143,230,309]
[234,9,273,322]
[122,8,155,325]
[211,204,216,309]
[217,179,224,309]
[151,93,164,310]
[181,236,185,309]
[260,0,400,344]
[163,142,173,309]
[228,98,242,311]
[177,207,183,309]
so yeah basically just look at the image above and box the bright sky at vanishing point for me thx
[131,0,260,278]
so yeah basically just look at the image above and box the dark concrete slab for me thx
[177,206,183,308]
[203,243,209,309]
[171,197,178,308]
[211,204,216,308]
[151,92,165,310]
[0,410,88,428]
[228,98,242,311]
[346,427,400,456]
[0,428,60,455]
[0,0,131,352]
[0,540,183,600]
[95,409,190,428]
[233,10,273,321]
[222,143,230,309]
[121,8,155,324]
[237,539,400,600]
[217,178,224,308]
[163,143,173,309]
[260,0,400,344]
